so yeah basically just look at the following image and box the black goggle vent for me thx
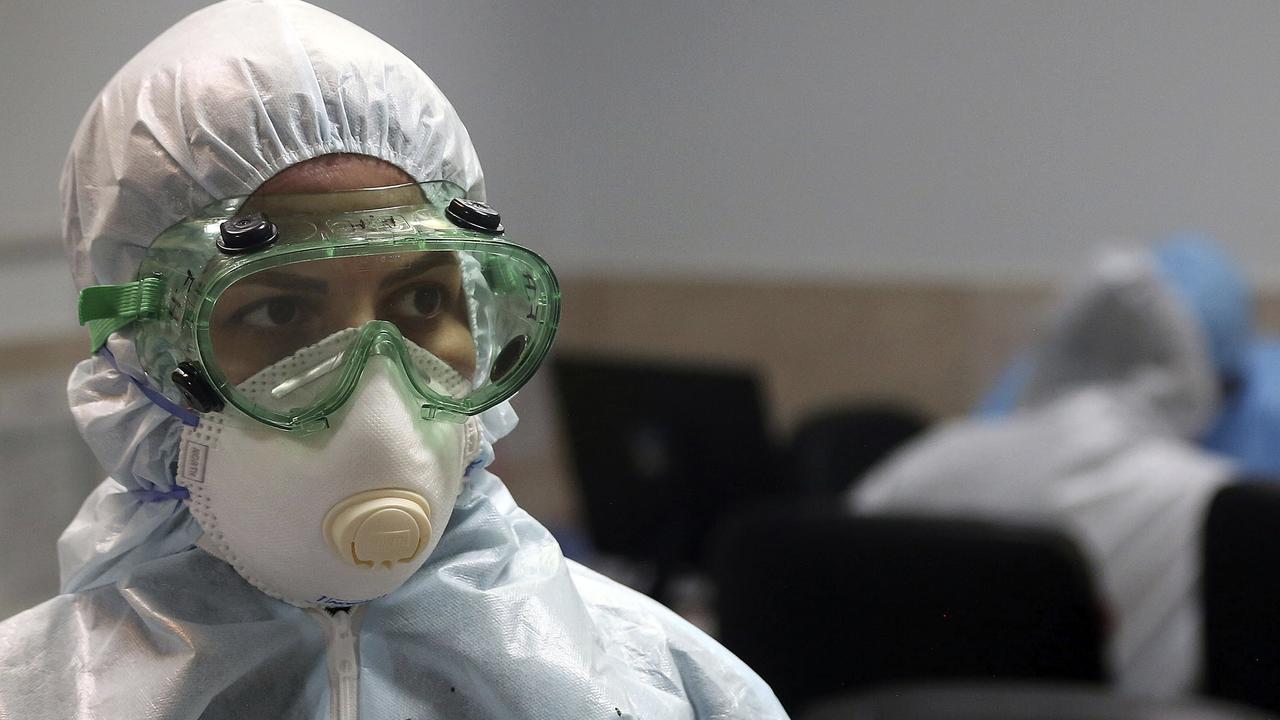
[218,213,279,254]
[445,198,504,235]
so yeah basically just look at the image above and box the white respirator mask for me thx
[177,354,483,608]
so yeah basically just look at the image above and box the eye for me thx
[232,296,306,328]
[390,284,444,319]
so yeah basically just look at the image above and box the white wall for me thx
[7,1,1280,322]
[531,1,1280,285]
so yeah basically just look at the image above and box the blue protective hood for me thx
[1200,338,1280,477]
[1153,232,1253,381]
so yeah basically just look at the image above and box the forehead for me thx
[256,154,416,194]
[241,184,428,217]
[242,252,463,289]
[241,154,423,215]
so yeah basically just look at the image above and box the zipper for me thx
[311,605,366,720]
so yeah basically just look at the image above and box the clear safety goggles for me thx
[78,181,560,432]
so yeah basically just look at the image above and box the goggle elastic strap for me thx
[78,277,166,352]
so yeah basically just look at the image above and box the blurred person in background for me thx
[850,243,1235,698]
[979,233,1280,478]
[0,2,787,718]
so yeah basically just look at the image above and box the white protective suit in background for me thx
[0,2,787,718]
[851,245,1234,699]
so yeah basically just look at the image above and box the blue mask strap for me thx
[98,346,200,428]
[129,485,190,502]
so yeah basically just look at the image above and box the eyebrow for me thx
[235,253,458,295]
[239,270,329,294]
[377,253,460,291]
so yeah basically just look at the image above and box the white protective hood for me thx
[1017,244,1221,439]
[0,2,787,718]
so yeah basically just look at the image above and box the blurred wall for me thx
[6,2,1280,288]
[0,339,100,619]
[5,1,1280,614]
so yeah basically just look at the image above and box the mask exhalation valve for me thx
[323,489,433,567]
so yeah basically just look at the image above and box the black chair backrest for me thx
[552,355,777,583]
[711,505,1106,713]
[785,404,929,494]
[802,683,1273,720]
[1203,479,1280,712]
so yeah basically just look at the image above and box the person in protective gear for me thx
[851,244,1234,698]
[978,233,1280,478]
[0,2,788,718]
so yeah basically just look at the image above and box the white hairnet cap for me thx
[60,0,484,290]
[1020,244,1219,438]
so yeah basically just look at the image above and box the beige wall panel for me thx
[23,280,1269,531]
[1254,294,1280,335]
[498,277,1059,526]
[554,278,1052,422]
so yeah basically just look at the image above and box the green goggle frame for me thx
[77,181,561,433]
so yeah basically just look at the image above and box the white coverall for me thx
[0,2,788,718]
[852,246,1233,698]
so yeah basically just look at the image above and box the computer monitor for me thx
[552,354,778,597]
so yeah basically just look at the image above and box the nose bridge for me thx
[371,335,398,357]
[346,321,468,424]
[355,323,420,398]
[359,320,405,358]
[335,270,381,330]
[347,296,380,329]
[352,324,416,403]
